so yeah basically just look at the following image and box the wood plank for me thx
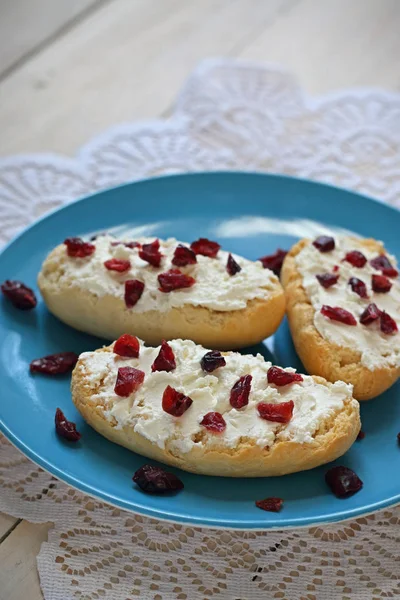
[0,0,290,156]
[0,521,50,600]
[0,0,102,77]
[241,0,400,93]
[0,512,19,540]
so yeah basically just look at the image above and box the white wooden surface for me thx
[0,0,399,598]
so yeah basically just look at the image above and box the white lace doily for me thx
[1,59,399,600]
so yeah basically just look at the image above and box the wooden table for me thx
[0,1,399,597]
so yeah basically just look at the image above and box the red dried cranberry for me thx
[133,464,183,494]
[255,497,283,512]
[226,253,241,276]
[1,280,37,310]
[139,239,163,267]
[104,258,131,272]
[172,244,197,267]
[64,237,95,258]
[30,352,78,375]
[333,265,340,273]
[124,279,144,308]
[267,366,303,386]
[114,334,140,358]
[200,412,226,432]
[313,236,335,252]
[230,375,252,409]
[343,250,367,268]
[372,274,392,293]
[316,273,339,288]
[325,466,363,498]
[151,340,176,372]
[360,303,381,325]
[114,366,145,397]
[111,241,140,249]
[370,254,398,278]
[162,385,193,416]
[257,400,294,423]
[380,311,398,335]
[321,305,357,326]
[357,430,366,441]
[200,351,226,373]
[158,268,196,292]
[190,238,220,258]
[55,408,81,442]
[258,249,287,276]
[348,277,368,298]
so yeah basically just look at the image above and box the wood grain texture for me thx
[0,0,292,155]
[0,521,51,600]
[0,513,19,540]
[0,0,102,77]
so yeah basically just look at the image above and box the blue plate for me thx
[1,172,399,529]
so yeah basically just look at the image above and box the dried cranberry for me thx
[30,352,78,375]
[325,466,363,498]
[313,236,335,252]
[200,351,226,373]
[255,497,283,512]
[172,244,197,267]
[267,366,303,386]
[104,258,131,272]
[230,375,252,409]
[124,279,144,308]
[114,334,140,358]
[348,277,368,298]
[64,237,95,258]
[333,265,340,273]
[162,385,193,417]
[343,250,367,268]
[200,412,226,432]
[151,340,176,372]
[257,400,294,423]
[114,367,145,397]
[111,240,140,249]
[360,303,381,325]
[158,268,196,292]
[372,274,392,293]
[321,305,357,326]
[357,430,366,441]
[370,254,398,278]
[55,408,81,442]
[190,238,220,258]
[133,464,183,494]
[139,239,163,267]
[226,253,241,276]
[380,311,398,335]
[1,280,37,310]
[316,273,339,288]
[258,249,287,276]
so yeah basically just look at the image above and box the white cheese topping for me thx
[77,339,354,454]
[53,235,277,312]
[295,237,400,370]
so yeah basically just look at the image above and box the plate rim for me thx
[1,170,400,529]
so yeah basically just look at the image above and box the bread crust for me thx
[38,245,285,349]
[71,346,360,478]
[281,238,400,401]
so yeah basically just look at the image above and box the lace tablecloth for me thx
[1,59,399,600]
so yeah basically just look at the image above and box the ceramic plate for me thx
[1,172,399,529]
